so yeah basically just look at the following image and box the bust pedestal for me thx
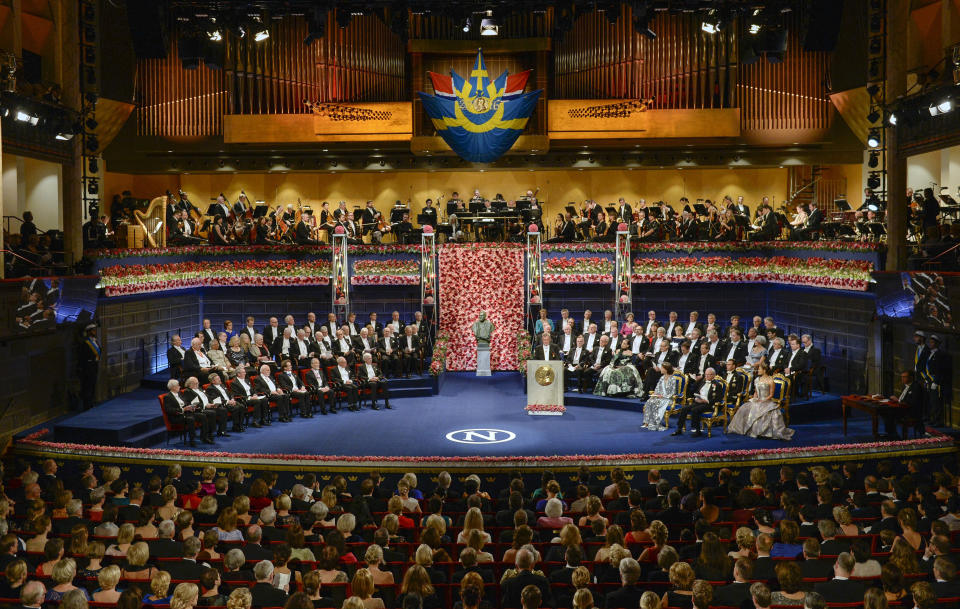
[476,344,491,376]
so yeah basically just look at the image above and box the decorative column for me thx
[615,222,632,321]
[525,223,543,335]
[421,225,437,339]
[331,227,349,320]
[885,0,908,271]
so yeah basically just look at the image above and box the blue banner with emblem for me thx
[417,50,542,163]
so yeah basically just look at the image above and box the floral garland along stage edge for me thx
[438,246,525,371]
[16,427,950,464]
[98,260,332,296]
[86,240,881,260]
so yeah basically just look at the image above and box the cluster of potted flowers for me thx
[543,256,615,283]
[351,259,420,285]
[98,260,333,296]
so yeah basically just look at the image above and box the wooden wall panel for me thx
[136,13,405,137]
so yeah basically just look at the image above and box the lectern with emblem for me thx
[526,360,565,415]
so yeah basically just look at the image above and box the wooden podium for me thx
[526,360,565,416]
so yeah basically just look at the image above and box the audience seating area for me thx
[0,456,959,609]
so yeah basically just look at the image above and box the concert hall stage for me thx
[13,372,955,469]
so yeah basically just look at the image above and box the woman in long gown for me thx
[727,361,794,440]
[642,362,679,431]
[594,338,643,397]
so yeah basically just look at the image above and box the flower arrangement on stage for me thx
[429,333,450,376]
[438,246,525,371]
[87,240,881,261]
[542,257,614,283]
[516,330,532,373]
[98,260,333,296]
[629,256,874,291]
[525,404,567,413]
[351,259,419,285]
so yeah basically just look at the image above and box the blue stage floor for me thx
[37,372,930,460]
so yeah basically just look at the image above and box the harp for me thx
[134,195,168,248]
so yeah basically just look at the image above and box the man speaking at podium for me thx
[532,332,561,361]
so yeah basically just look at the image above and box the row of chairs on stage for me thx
[158,364,397,444]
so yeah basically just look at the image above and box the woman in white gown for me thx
[727,360,794,440]
[642,362,679,431]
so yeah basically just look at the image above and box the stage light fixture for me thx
[88,157,98,173]
[85,118,98,130]
[749,23,761,34]
[929,103,940,116]
[254,28,269,42]
[481,10,499,36]
[867,108,880,123]
[463,17,471,32]
[701,13,719,34]
[868,151,879,168]
[867,129,881,148]
[939,99,953,113]
[888,112,897,125]
[866,84,880,97]
[55,131,74,141]
[867,172,881,189]
[208,29,222,41]
[14,109,33,123]
[87,179,98,195]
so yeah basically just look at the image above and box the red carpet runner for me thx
[438,244,525,371]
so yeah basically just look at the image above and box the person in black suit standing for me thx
[167,335,187,380]
[532,332,561,361]
[78,323,101,411]
[673,367,723,437]
[253,364,291,422]
[162,379,208,447]
[500,549,552,609]
[250,560,288,608]
[913,330,930,377]
[882,371,923,440]
[616,197,632,225]
[800,333,822,394]
[813,553,866,604]
[922,334,951,426]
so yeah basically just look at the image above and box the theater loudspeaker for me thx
[802,0,845,52]
[127,2,168,60]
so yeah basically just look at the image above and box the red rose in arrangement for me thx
[438,245,524,371]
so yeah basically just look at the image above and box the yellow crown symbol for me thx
[347,476,358,481]
[704,472,714,478]
[133,482,143,488]
[144,468,153,474]
[294,475,304,480]
[321,475,331,480]
[458,476,468,482]
[192,470,202,476]
[624,474,634,480]
[485,477,495,482]
[596,475,607,481]
[121,467,130,472]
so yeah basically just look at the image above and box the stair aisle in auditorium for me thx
[51,370,436,448]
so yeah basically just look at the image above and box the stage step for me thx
[389,387,433,399]
[564,392,643,411]
[143,371,433,391]
[120,427,170,448]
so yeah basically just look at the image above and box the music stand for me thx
[516,200,531,211]
[390,207,409,223]
[693,204,708,216]
[469,201,485,214]
[834,198,851,211]
[868,222,886,238]
[417,213,436,227]
[446,201,460,217]
[564,205,578,218]
[252,205,269,218]
[492,199,507,211]
[734,215,750,228]
[605,206,618,221]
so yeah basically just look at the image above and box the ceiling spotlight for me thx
[480,10,499,36]
[749,23,761,34]
[701,20,719,34]
[463,17,471,33]
[888,112,897,126]
[929,103,940,116]
[55,131,74,141]
[208,29,222,41]
[867,129,881,148]
[14,110,32,123]
[254,28,269,42]
[939,99,953,113]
